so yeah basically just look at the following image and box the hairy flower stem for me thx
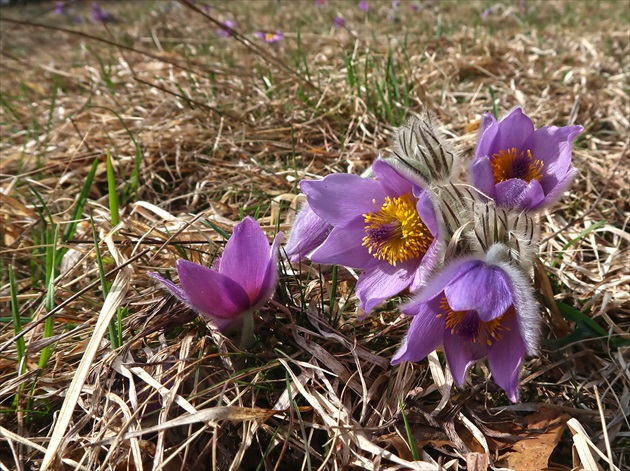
[239,311,255,349]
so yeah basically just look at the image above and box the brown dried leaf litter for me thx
[0,1,628,470]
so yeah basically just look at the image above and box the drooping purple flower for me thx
[392,244,540,402]
[149,217,283,331]
[333,15,346,28]
[256,31,284,43]
[470,107,582,211]
[54,1,65,15]
[217,20,237,38]
[481,6,494,19]
[301,159,442,315]
[358,0,369,12]
[285,202,333,263]
[90,2,110,23]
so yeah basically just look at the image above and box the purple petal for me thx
[475,112,500,159]
[301,175,387,227]
[521,125,583,172]
[371,159,414,197]
[410,238,442,291]
[405,259,479,306]
[391,296,445,364]
[285,203,332,262]
[177,259,250,319]
[536,166,578,210]
[513,178,546,210]
[251,231,283,309]
[219,217,274,303]
[149,271,188,303]
[415,190,439,236]
[309,224,378,268]
[487,314,526,402]
[443,329,489,385]
[470,157,497,199]
[492,108,535,154]
[494,178,545,208]
[355,262,415,314]
[444,263,513,322]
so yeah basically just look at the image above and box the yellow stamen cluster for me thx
[362,193,433,266]
[490,147,544,184]
[438,297,512,346]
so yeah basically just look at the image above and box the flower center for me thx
[490,147,544,184]
[362,193,433,266]
[438,297,511,346]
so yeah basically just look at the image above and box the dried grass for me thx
[0,1,628,470]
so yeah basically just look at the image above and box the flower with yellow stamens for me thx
[470,107,582,211]
[392,244,540,403]
[300,159,441,315]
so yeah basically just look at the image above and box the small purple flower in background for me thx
[217,20,237,38]
[150,217,283,333]
[481,6,493,19]
[301,159,441,315]
[392,245,540,402]
[313,0,327,6]
[91,2,110,23]
[256,31,284,44]
[410,3,420,12]
[470,108,582,211]
[333,15,345,28]
[200,3,210,13]
[392,0,401,8]
[54,1,65,15]
[358,0,369,12]
[285,203,333,262]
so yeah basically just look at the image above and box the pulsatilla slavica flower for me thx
[301,159,441,314]
[470,107,582,210]
[392,244,540,402]
[150,217,283,332]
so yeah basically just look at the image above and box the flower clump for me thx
[151,107,581,404]
[287,107,582,401]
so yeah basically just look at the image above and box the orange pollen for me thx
[361,192,433,266]
[438,297,512,346]
[490,147,544,184]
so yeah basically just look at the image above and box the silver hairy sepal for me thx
[468,202,541,271]
[389,111,460,185]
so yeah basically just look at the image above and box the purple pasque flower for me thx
[470,107,582,211]
[150,217,283,331]
[301,159,441,315]
[358,0,369,12]
[217,20,237,38]
[256,31,284,43]
[285,202,333,263]
[91,2,110,23]
[54,1,65,15]
[392,244,540,402]
[333,15,345,28]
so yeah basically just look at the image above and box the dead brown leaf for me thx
[496,406,571,471]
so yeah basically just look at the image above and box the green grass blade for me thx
[106,149,120,227]
[488,85,498,119]
[551,220,607,268]
[39,224,60,369]
[62,157,99,244]
[9,265,26,372]
[399,398,420,460]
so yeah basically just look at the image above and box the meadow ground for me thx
[0,0,628,469]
